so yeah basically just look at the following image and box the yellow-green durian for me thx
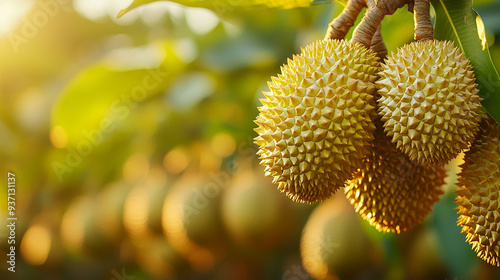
[254,39,379,203]
[456,115,500,266]
[345,120,446,233]
[377,40,482,164]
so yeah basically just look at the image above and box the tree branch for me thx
[325,0,367,40]
[413,0,433,41]
[352,0,410,48]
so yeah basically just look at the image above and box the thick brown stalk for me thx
[370,26,387,59]
[413,0,433,41]
[324,0,366,40]
[352,0,409,48]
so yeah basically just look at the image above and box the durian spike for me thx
[345,119,446,233]
[376,40,482,164]
[413,0,433,41]
[254,39,379,203]
[324,0,367,40]
[456,115,500,266]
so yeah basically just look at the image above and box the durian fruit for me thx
[377,40,482,164]
[134,236,191,279]
[95,181,133,244]
[221,168,295,250]
[456,115,500,266]
[300,194,375,280]
[254,39,379,203]
[345,120,446,233]
[162,173,226,272]
[60,196,116,258]
[407,229,449,280]
[123,168,170,242]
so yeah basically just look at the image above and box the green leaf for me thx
[117,0,339,18]
[431,0,500,125]
[51,64,170,147]
[432,192,479,278]
[117,0,177,18]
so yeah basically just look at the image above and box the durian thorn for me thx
[413,0,434,41]
[325,0,366,40]
[351,0,409,49]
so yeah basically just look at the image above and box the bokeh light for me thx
[20,224,51,266]
[163,146,190,174]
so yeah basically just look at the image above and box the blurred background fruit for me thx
[221,166,296,251]
[162,173,227,272]
[123,167,171,243]
[60,195,116,259]
[133,236,191,279]
[406,228,449,280]
[95,181,133,244]
[301,194,384,280]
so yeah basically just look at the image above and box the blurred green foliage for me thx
[1,0,500,279]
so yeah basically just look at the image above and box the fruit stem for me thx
[370,25,387,59]
[413,0,433,41]
[352,0,409,48]
[324,0,366,40]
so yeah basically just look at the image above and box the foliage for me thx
[118,0,345,18]
[119,0,500,123]
[432,0,500,124]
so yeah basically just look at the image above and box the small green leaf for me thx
[51,64,170,147]
[431,0,500,125]
[118,0,339,18]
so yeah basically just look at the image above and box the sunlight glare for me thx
[0,0,35,36]
[185,8,220,35]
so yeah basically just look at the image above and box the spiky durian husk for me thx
[456,116,500,266]
[254,39,379,203]
[345,120,446,233]
[377,40,482,164]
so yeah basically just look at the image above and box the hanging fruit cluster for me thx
[254,0,500,267]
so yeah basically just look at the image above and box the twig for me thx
[324,0,367,40]
[352,0,410,48]
[413,0,433,41]
[370,25,387,59]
